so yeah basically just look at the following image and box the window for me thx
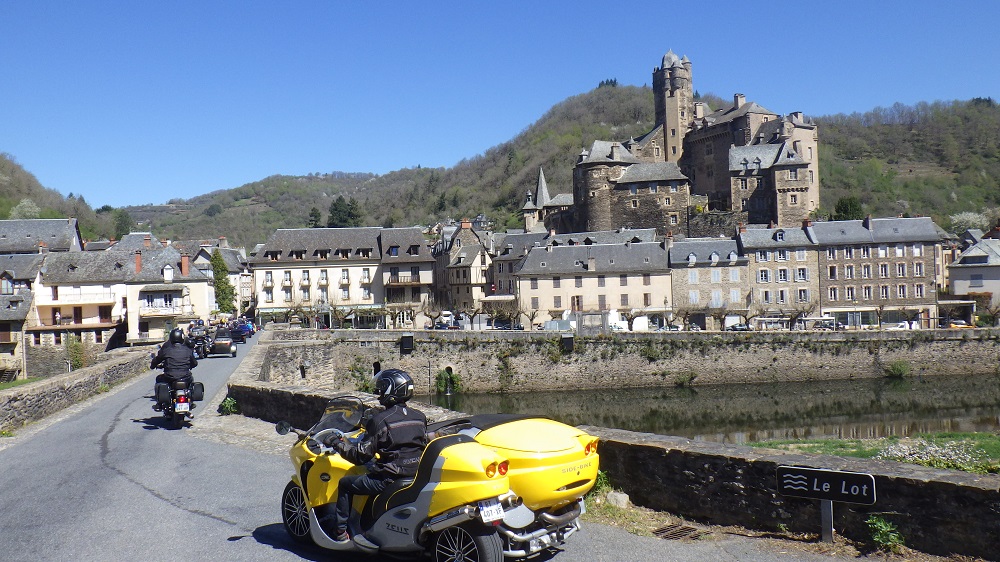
[688,290,699,304]
[796,249,807,261]
[689,270,698,284]
[643,274,651,286]
[827,248,836,259]
[283,288,292,302]
[575,276,583,288]
[711,269,721,283]
[264,289,273,303]
[897,285,907,298]
[341,287,349,300]
[915,284,925,298]
[761,290,772,304]
[829,287,838,301]
[790,194,798,205]
[846,286,855,301]
[711,290,723,307]
[629,185,638,195]
[913,244,923,257]
[879,264,889,278]
[878,245,888,258]
[862,247,871,258]
[758,269,771,283]
[740,178,748,190]
[729,268,740,282]
[302,287,310,301]
[553,277,561,288]
[796,267,808,281]
[797,289,809,303]
[598,294,607,310]
[896,264,907,277]
[669,215,678,225]
[650,184,658,194]
[880,286,889,299]
[553,296,562,308]
[597,275,605,287]
[895,244,905,257]
[301,270,310,283]
[284,271,292,282]
[670,183,678,193]
[644,293,652,307]
[630,199,639,208]
[971,274,984,287]
[789,169,798,180]
[862,264,872,279]
[777,268,789,282]
[0,278,12,295]
[620,294,629,307]
[731,289,741,303]
[914,262,924,276]
[530,278,538,290]
[777,289,787,304]
[571,295,583,312]
[844,265,854,279]
[620,274,628,286]
[863,286,872,300]
[828,266,837,280]
[757,250,770,262]
[777,250,789,261]
[531,297,539,310]
[705,143,713,155]
[341,268,349,281]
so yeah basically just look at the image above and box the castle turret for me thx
[652,49,693,164]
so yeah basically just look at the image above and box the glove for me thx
[322,429,345,446]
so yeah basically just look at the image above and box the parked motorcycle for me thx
[276,396,516,561]
[153,378,204,429]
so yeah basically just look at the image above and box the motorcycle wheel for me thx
[170,412,185,429]
[433,524,503,562]
[281,481,313,544]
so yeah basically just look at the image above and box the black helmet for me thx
[169,328,185,344]
[373,369,414,406]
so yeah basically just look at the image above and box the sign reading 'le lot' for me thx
[776,466,877,505]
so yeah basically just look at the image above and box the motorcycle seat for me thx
[171,380,189,390]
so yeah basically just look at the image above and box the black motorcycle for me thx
[154,379,204,429]
[190,335,209,359]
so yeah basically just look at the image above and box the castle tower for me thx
[652,50,693,164]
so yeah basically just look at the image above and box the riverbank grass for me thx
[750,432,1000,474]
[0,377,36,391]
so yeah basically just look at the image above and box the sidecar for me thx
[427,414,600,558]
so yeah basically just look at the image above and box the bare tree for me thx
[620,308,648,331]
[706,306,729,331]
[784,302,817,331]
[738,302,766,328]
[420,296,447,328]
[980,293,1000,327]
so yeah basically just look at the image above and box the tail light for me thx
[584,438,599,456]
[486,462,497,478]
[177,395,189,403]
[497,461,508,476]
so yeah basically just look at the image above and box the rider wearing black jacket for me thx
[332,369,427,543]
[151,329,198,409]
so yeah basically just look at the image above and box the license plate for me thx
[175,402,190,412]
[478,498,504,523]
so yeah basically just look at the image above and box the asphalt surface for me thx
[0,335,867,562]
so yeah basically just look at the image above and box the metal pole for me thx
[820,500,834,542]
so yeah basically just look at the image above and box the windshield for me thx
[309,396,369,434]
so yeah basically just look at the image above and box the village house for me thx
[667,237,749,330]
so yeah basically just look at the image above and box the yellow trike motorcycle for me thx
[277,396,517,561]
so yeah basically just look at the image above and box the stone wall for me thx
[258,328,1000,394]
[0,349,150,432]
[587,426,1000,561]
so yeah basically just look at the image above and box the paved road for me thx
[0,335,861,562]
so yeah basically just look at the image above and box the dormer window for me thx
[776,231,785,241]
[388,246,399,257]
[163,264,174,283]
[728,251,738,261]
[315,249,330,259]
[408,245,419,255]
[687,253,697,265]
[710,252,719,264]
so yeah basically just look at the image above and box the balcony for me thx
[339,277,351,286]
[39,290,116,305]
[262,279,274,288]
[299,278,311,287]
[139,305,187,318]
[281,279,293,287]
[385,275,424,286]
[317,277,329,286]
[360,276,372,285]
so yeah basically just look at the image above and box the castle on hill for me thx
[524,50,820,237]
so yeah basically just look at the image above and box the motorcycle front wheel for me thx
[281,481,313,544]
[433,523,503,562]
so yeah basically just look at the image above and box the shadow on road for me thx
[251,523,370,561]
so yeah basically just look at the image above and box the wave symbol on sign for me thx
[781,474,808,491]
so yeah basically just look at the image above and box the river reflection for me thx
[419,374,1000,444]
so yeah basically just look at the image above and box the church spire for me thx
[535,167,552,207]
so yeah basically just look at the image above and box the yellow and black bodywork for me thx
[428,414,600,557]
[279,397,515,559]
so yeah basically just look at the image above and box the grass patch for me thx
[0,378,37,391]
[750,432,1000,474]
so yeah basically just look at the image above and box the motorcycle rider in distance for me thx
[150,328,198,412]
[331,369,427,543]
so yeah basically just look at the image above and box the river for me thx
[421,373,1000,444]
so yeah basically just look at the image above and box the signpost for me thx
[776,466,876,542]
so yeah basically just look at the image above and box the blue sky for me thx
[2,1,998,208]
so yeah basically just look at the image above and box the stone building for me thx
[737,221,822,328]
[570,50,819,237]
[667,238,749,330]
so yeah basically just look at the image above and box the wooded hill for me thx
[3,87,999,249]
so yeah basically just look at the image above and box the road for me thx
[0,336,861,562]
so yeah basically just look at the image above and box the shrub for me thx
[866,515,904,553]
[218,397,240,415]
[884,360,911,378]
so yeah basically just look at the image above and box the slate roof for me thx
[668,238,746,267]
[577,141,642,165]
[446,243,487,269]
[729,144,783,171]
[697,100,776,128]
[84,240,114,251]
[379,228,434,263]
[40,247,211,284]
[517,242,669,276]
[0,289,32,322]
[809,217,943,245]
[738,225,818,249]
[618,162,689,183]
[0,254,44,281]
[952,239,1000,267]
[0,219,82,253]
[494,229,660,264]
[249,227,382,265]
[113,232,165,250]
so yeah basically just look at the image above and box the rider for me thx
[150,327,198,411]
[332,369,427,543]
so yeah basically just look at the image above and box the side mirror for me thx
[275,421,292,435]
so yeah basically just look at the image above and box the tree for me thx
[328,196,365,228]
[308,207,323,228]
[112,209,133,240]
[8,198,40,219]
[210,249,236,314]
[205,204,223,217]
[833,196,865,221]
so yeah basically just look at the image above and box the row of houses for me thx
[2,215,995,379]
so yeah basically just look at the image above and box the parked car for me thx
[656,324,681,332]
[726,324,752,332]
[946,319,974,329]
[208,328,238,357]
[814,320,845,331]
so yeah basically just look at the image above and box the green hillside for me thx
[4,90,1000,249]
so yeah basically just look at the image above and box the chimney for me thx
[134,250,142,273]
[734,93,746,108]
[143,234,151,248]
[610,142,622,160]
[802,218,813,228]
[181,252,190,277]
[588,256,597,271]
[37,241,48,254]
[161,239,168,248]
[460,218,472,230]
[694,102,704,120]
[218,236,229,249]
[863,214,872,230]
[549,228,557,238]
[738,222,747,234]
